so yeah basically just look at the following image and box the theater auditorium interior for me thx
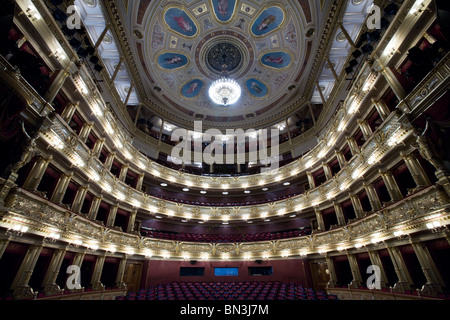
[0,0,450,304]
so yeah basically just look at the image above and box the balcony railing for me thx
[1,184,448,260]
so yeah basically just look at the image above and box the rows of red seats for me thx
[118,282,338,301]
[140,228,311,243]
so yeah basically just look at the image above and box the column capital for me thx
[43,155,53,163]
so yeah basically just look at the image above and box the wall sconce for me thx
[370,236,385,246]
[26,8,41,21]
[143,249,153,258]
[106,245,116,254]
[69,239,83,248]
[354,242,364,249]
[86,242,99,252]
[125,248,135,256]
[6,224,29,237]
[281,250,290,258]
[201,253,209,261]
[426,221,448,233]
[393,230,410,240]
[44,232,61,243]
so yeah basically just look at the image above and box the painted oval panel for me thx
[260,51,292,69]
[157,53,189,70]
[246,79,268,98]
[164,7,198,37]
[181,79,204,99]
[251,6,285,36]
[211,0,237,22]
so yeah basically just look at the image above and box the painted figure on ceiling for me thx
[257,15,276,31]
[218,0,228,17]
[174,16,192,32]
[164,56,183,64]
[250,81,263,94]
[264,56,284,64]
[186,82,199,95]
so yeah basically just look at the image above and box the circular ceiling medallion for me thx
[138,0,312,129]
[82,0,97,8]
[103,34,112,44]
[195,31,255,80]
[206,42,243,74]
[337,32,347,42]
[133,29,143,40]
[305,27,316,38]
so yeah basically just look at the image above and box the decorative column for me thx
[346,136,360,156]
[91,254,106,291]
[136,173,145,191]
[379,63,407,101]
[367,250,388,289]
[44,68,70,103]
[78,122,93,143]
[71,186,89,213]
[127,209,137,233]
[92,138,105,158]
[72,251,85,270]
[88,196,102,220]
[350,194,364,219]
[387,246,413,292]
[379,170,403,201]
[61,101,79,123]
[371,99,390,121]
[415,135,450,197]
[23,156,52,190]
[325,255,338,288]
[323,163,333,180]
[50,173,73,204]
[333,202,346,226]
[0,238,10,260]
[43,248,67,296]
[401,153,431,188]
[411,242,444,296]
[347,253,363,288]
[104,152,116,171]
[12,244,43,299]
[106,205,118,227]
[364,182,382,211]
[315,208,326,232]
[358,120,373,140]
[115,257,128,289]
[119,164,129,182]
[335,150,346,169]
[307,171,316,189]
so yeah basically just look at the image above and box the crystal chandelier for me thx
[208,77,241,106]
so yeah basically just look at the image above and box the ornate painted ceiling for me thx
[109,0,330,130]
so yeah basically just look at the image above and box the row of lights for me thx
[160,182,291,194]
[7,213,445,259]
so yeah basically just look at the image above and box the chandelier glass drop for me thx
[208,77,241,106]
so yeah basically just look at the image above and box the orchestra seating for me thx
[117,282,338,301]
